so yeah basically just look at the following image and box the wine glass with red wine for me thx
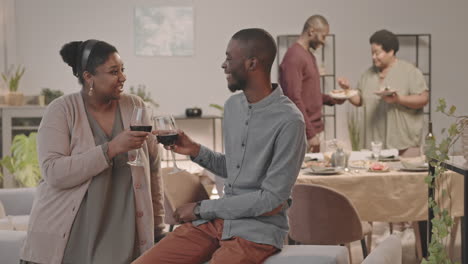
[153,115,182,173]
[127,106,153,166]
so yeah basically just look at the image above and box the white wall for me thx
[10,0,468,147]
[0,0,17,77]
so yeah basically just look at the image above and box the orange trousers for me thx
[132,219,278,264]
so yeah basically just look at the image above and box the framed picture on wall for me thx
[134,5,194,56]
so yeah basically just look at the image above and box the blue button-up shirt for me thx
[192,85,306,249]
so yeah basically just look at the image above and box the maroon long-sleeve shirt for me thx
[279,42,334,139]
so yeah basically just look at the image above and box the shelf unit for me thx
[395,34,432,122]
[277,34,337,140]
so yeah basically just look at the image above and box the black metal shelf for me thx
[396,34,432,121]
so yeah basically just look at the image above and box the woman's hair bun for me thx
[59,41,82,76]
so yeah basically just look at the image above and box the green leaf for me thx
[448,105,456,115]
[448,123,459,137]
[0,133,41,187]
[1,156,15,174]
[1,65,25,92]
[436,98,447,113]
[442,189,447,198]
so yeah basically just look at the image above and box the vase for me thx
[5,92,24,106]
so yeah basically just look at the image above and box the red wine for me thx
[157,133,179,146]
[130,125,152,132]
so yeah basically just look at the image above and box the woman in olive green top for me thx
[339,29,429,157]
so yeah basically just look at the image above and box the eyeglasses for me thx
[95,67,126,77]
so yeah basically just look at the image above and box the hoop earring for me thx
[88,82,94,96]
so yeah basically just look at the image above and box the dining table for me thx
[296,151,464,223]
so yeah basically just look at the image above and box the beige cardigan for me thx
[21,92,164,264]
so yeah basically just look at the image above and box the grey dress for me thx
[21,104,138,264]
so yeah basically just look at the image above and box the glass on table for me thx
[153,115,182,174]
[371,141,383,160]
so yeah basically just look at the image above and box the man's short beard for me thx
[309,41,319,50]
[228,79,247,92]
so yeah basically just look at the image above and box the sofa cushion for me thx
[0,217,13,230]
[0,230,27,264]
[0,188,35,216]
[8,215,29,231]
[264,245,349,264]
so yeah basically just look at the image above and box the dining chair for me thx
[162,167,210,232]
[361,234,402,264]
[288,184,372,264]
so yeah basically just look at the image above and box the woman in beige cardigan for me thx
[20,40,164,264]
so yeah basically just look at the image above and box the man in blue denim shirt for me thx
[134,28,306,264]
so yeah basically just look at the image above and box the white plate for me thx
[368,168,390,173]
[305,167,342,175]
[348,160,369,169]
[400,166,428,172]
[378,156,400,162]
[329,89,358,99]
[374,89,397,96]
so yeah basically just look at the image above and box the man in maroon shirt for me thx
[279,15,344,152]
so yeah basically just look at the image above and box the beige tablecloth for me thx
[297,168,464,222]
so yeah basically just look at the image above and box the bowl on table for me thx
[400,156,428,171]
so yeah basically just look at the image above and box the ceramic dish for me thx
[368,162,390,172]
[374,88,397,96]
[305,167,342,175]
[348,160,370,169]
[400,167,428,172]
[329,89,358,99]
[368,167,391,173]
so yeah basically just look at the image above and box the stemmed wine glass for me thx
[127,106,153,166]
[153,115,182,173]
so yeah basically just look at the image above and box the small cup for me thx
[371,141,382,160]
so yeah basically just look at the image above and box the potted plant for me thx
[209,104,224,116]
[347,107,361,151]
[40,88,64,105]
[1,65,26,106]
[0,133,41,187]
[423,98,467,264]
[129,84,159,108]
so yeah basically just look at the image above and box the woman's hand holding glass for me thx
[107,130,149,159]
[127,106,153,166]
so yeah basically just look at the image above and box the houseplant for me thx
[1,65,26,106]
[129,84,159,108]
[40,88,64,105]
[347,107,361,151]
[0,133,41,187]
[209,104,224,116]
[423,98,467,264]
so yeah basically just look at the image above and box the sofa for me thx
[0,187,35,264]
[0,187,350,264]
